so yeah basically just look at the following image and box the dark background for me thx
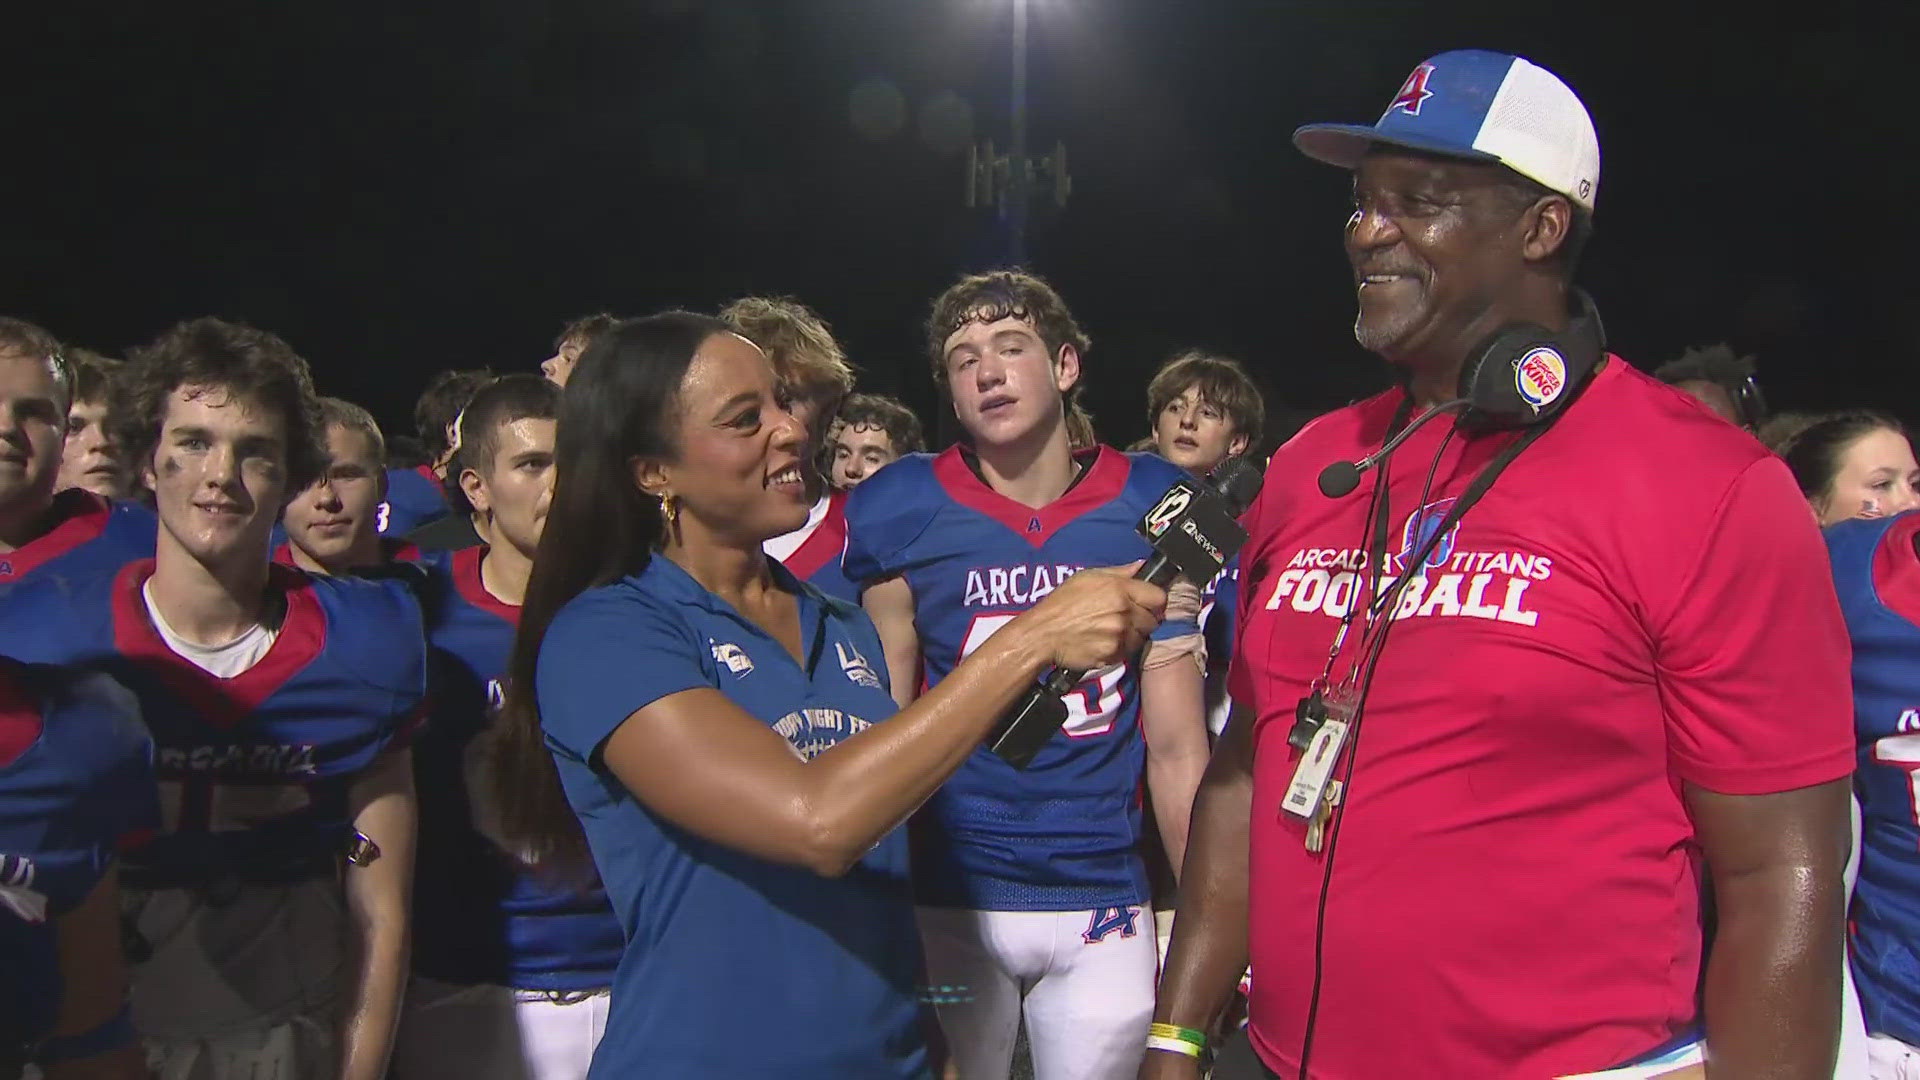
[6,0,1912,452]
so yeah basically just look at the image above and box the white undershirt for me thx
[142,580,279,678]
[762,494,831,563]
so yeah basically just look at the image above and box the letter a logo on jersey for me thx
[1387,64,1435,116]
[1144,486,1193,539]
[1083,905,1140,944]
[1394,497,1459,574]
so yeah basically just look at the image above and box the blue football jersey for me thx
[1829,512,1920,1047]
[770,489,859,605]
[1,658,157,1048]
[413,546,622,992]
[381,465,451,538]
[0,489,156,585]
[538,555,925,1078]
[0,561,426,890]
[842,445,1195,910]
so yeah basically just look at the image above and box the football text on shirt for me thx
[1264,544,1550,627]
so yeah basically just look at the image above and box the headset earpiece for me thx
[1454,290,1606,431]
[1735,374,1768,430]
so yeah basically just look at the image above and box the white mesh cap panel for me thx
[1473,57,1601,209]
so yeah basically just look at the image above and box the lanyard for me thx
[1314,367,1592,696]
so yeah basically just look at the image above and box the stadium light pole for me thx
[961,0,1066,267]
[1007,0,1030,266]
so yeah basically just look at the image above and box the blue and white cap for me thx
[1294,50,1600,211]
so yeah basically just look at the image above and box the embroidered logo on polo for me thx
[771,708,875,760]
[710,641,754,677]
[837,642,883,690]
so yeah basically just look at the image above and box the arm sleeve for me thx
[841,467,933,588]
[377,581,432,749]
[1143,578,1205,668]
[536,587,712,766]
[1653,457,1856,794]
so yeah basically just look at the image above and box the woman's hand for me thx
[1014,563,1167,673]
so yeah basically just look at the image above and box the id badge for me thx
[1281,687,1356,820]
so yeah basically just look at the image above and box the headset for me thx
[1453,287,1607,432]
[1730,370,1769,431]
[1318,289,1607,498]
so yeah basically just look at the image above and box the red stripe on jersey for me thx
[1872,513,1920,627]
[931,445,1130,547]
[781,490,850,582]
[453,545,521,626]
[0,659,43,768]
[110,560,329,728]
[0,489,111,581]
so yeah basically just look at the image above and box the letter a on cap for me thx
[1389,64,1435,116]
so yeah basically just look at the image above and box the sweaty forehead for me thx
[492,416,555,457]
[943,313,1041,354]
[164,384,282,433]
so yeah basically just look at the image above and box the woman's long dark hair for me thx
[485,311,731,877]
[1777,410,1909,508]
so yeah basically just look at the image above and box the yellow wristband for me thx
[1146,1034,1203,1058]
[1148,1022,1208,1052]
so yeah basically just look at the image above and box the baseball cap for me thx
[1293,50,1600,211]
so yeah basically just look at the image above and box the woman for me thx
[489,312,1165,1078]
[1778,411,1920,525]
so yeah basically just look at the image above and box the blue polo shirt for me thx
[537,554,927,1079]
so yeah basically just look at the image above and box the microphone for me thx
[987,456,1265,769]
[1316,397,1469,498]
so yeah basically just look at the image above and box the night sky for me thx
[7,1,1910,453]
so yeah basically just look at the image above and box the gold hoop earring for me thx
[660,493,678,529]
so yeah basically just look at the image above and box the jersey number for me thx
[959,613,1126,737]
[1875,734,1920,849]
[376,501,393,534]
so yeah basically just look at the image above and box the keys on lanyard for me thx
[1283,684,1357,852]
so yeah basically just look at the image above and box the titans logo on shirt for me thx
[1260,496,1549,628]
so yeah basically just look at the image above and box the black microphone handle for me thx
[1040,550,1183,696]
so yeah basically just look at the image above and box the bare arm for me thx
[1687,777,1850,1080]
[1140,702,1256,1080]
[1140,652,1209,880]
[602,568,1166,878]
[863,576,922,708]
[337,748,417,1080]
[42,864,144,1080]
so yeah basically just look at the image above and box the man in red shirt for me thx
[1146,50,1854,1080]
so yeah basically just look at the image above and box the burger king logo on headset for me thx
[1514,347,1567,411]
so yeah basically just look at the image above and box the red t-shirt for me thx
[1228,358,1855,1079]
